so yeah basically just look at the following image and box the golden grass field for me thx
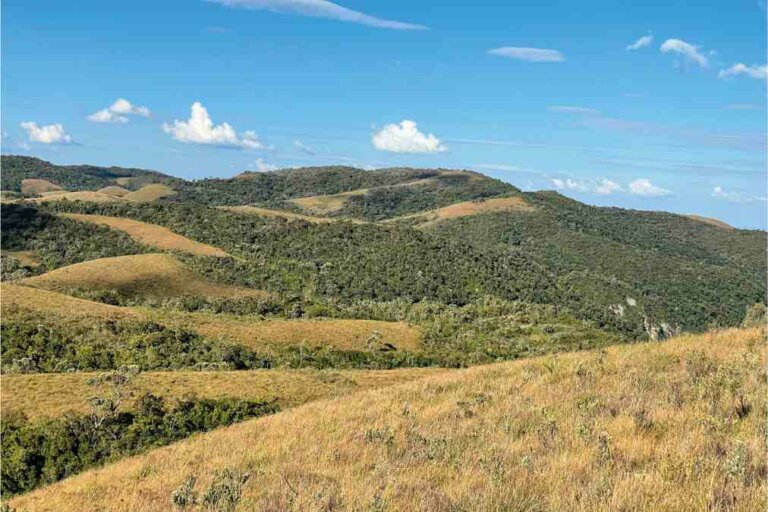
[219,205,337,224]
[2,283,421,352]
[686,214,734,230]
[60,213,230,257]
[26,191,121,204]
[114,177,135,186]
[290,188,369,214]
[21,253,271,301]
[20,178,62,195]
[388,195,535,227]
[9,327,765,511]
[149,310,422,351]
[1,367,448,421]
[96,185,131,197]
[123,183,176,202]
[1,283,135,320]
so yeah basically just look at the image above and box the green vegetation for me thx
[0,155,180,193]
[2,205,149,271]
[1,367,278,496]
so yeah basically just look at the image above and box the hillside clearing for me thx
[150,310,423,352]
[21,253,270,301]
[26,191,120,204]
[59,213,230,257]
[4,250,41,267]
[219,205,337,224]
[1,367,448,421]
[686,214,734,230]
[290,188,368,214]
[1,283,134,320]
[97,185,131,197]
[123,184,176,202]
[9,327,764,511]
[389,195,535,226]
[20,179,62,196]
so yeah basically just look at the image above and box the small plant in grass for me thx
[171,476,198,509]
[202,468,251,512]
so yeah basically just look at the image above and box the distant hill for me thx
[0,155,181,193]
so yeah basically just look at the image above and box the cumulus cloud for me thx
[718,63,768,80]
[659,39,709,67]
[488,47,565,62]
[547,105,600,115]
[372,120,446,153]
[88,98,151,123]
[628,178,670,197]
[626,34,653,51]
[20,122,72,144]
[207,0,426,30]
[293,139,316,155]
[551,177,623,195]
[162,102,265,149]
[252,158,278,172]
[595,179,623,195]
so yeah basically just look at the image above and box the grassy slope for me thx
[20,253,271,301]
[1,367,448,421]
[10,327,765,511]
[123,184,177,202]
[218,205,340,224]
[59,213,229,257]
[387,195,535,226]
[1,284,422,352]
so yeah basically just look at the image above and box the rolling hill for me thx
[8,327,764,511]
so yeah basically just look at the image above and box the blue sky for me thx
[2,0,766,228]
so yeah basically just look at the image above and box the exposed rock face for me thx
[643,317,679,340]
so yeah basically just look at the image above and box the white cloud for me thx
[88,98,151,123]
[718,63,768,80]
[20,122,72,144]
[372,120,446,153]
[293,139,316,155]
[207,0,426,30]
[712,185,739,200]
[162,102,265,149]
[488,47,565,62]
[628,178,670,197]
[659,39,709,68]
[595,179,623,195]
[252,158,278,172]
[626,34,653,51]
[547,105,600,115]
[551,177,623,195]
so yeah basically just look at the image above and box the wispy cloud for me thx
[162,102,265,149]
[372,120,446,153]
[626,34,653,51]
[293,139,316,155]
[250,158,278,172]
[718,63,767,80]
[547,105,600,115]
[207,0,427,30]
[628,178,670,197]
[659,38,709,67]
[551,177,624,195]
[20,122,73,144]
[726,103,764,110]
[88,98,151,123]
[712,185,766,203]
[488,47,565,62]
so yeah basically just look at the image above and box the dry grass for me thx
[114,177,135,186]
[1,283,134,320]
[26,191,121,204]
[290,189,368,214]
[60,213,230,257]
[3,250,41,268]
[1,367,448,421]
[123,184,176,202]
[2,283,419,352]
[20,253,270,301]
[686,214,734,230]
[97,185,131,197]
[20,178,63,195]
[219,206,337,224]
[389,196,535,226]
[10,327,766,511]
[149,310,422,351]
